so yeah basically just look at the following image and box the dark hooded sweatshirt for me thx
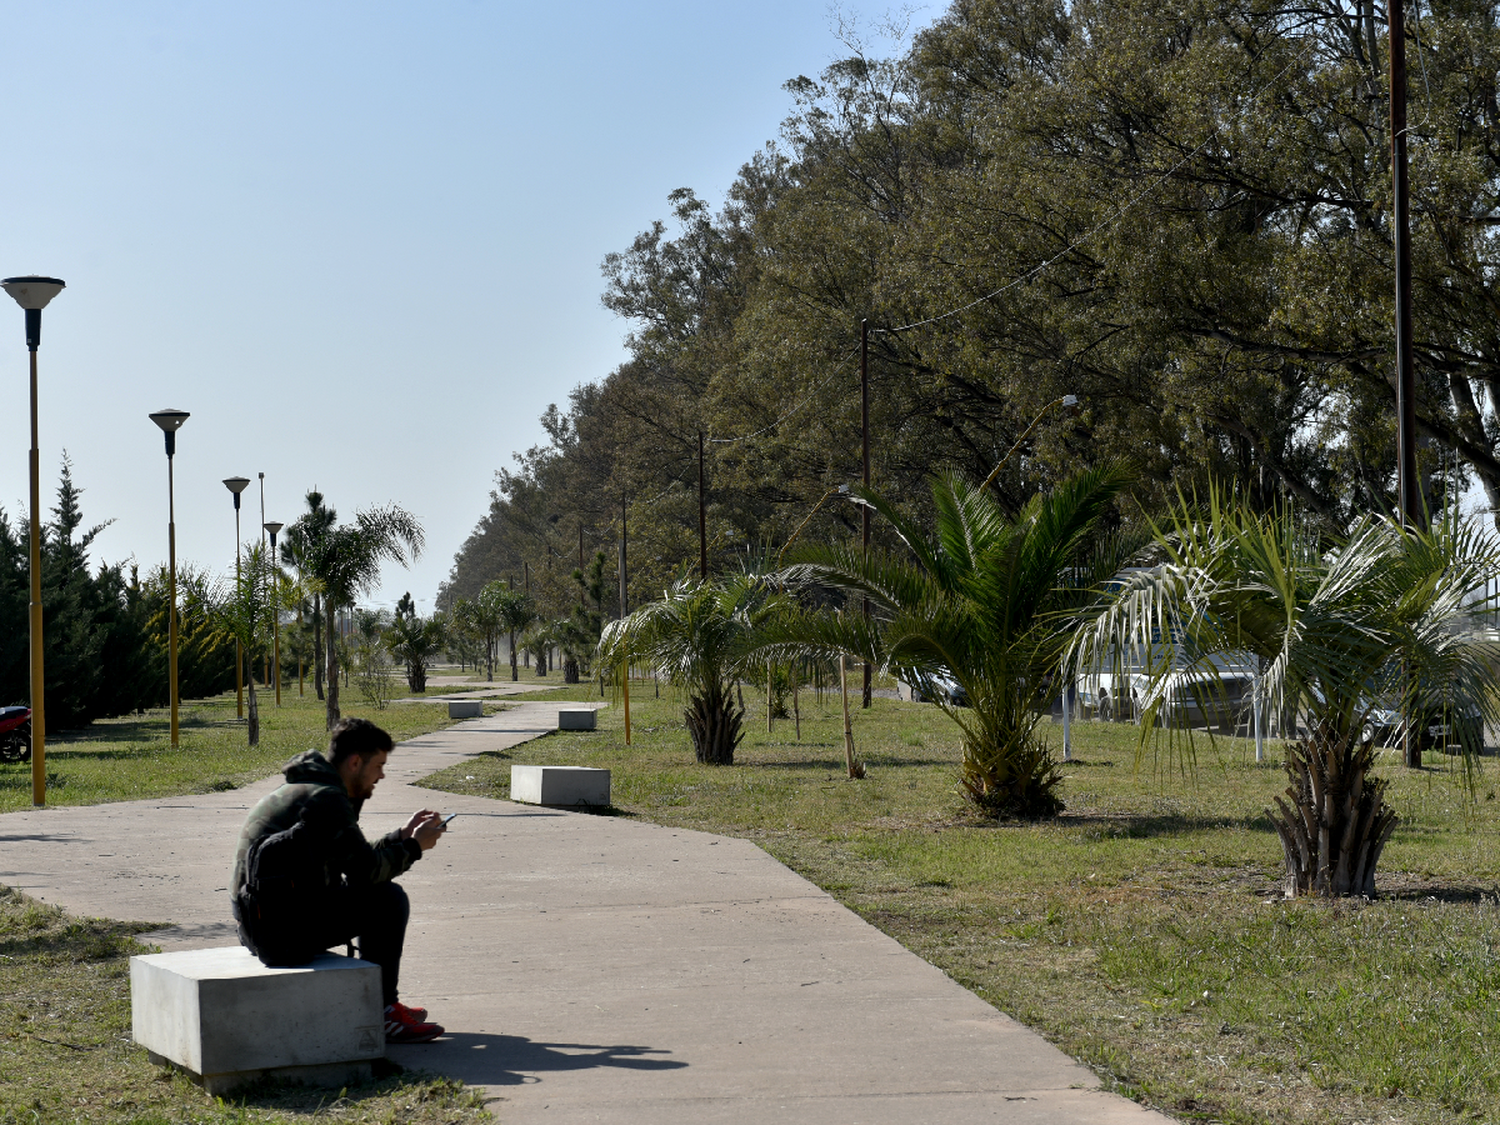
[231,749,421,929]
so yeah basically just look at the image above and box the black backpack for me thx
[239,813,326,930]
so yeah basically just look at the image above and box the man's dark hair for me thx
[327,717,394,766]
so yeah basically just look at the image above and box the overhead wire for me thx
[707,344,861,445]
[881,28,1324,336]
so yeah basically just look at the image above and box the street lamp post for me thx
[2,276,65,807]
[264,521,284,705]
[150,409,190,748]
[223,477,251,719]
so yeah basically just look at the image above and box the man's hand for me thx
[401,809,446,852]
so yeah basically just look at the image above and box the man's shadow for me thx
[387,1031,688,1086]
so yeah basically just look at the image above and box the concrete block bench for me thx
[131,946,383,1095]
[558,707,596,730]
[511,764,610,808]
[448,699,483,718]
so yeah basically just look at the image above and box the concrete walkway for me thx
[0,703,1173,1124]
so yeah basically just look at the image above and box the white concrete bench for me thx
[447,700,483,718]
[558,707,596,730]
[511,764,610,808]
[131,946,383,1095]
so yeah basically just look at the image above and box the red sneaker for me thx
[384,1003,444,1043]
[387,1000,428,1022]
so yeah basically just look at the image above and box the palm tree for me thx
[299,503,423,729]
[218,542,272,747]
[386,610,445,692]
[1072,487,1500,897]
[600,573,786,765]
[282,491,337,702]
[463,580,515,682]
[779,463,1136,817]
[495,586,535,682]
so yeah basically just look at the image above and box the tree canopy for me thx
[444,1,1500,632]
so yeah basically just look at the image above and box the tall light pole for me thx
[150,409,190,748]
[3,276,65,807]
[1390,0,1423,770]
[861,319,872,709]
[264,521,284,705]
[257,473,267,687]
[223,477,251,718]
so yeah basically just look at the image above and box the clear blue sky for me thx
[0,1,917,611]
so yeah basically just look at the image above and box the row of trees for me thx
[0,460,234,728]
[602,462,1500,900]
[0,462,437,740]
[443,0,1500,645]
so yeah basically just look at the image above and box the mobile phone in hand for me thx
[442,812,458,827]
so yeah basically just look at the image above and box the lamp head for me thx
[149,409,190,457]
[1061,394,1080,415]
[3,276,65,350]
[2,276,65,311]
[263,520,284,541]
[224,476,251,509]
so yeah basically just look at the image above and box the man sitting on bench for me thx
[232,717,448,1043]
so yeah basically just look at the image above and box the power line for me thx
[708,345,861,445]
[883,33,1321,336]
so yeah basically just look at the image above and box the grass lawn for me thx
[0,687,464,814]
[421,685,1500,1125]
[0,686,497,1123]
[0,886,490,1125]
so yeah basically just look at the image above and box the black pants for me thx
[238,881,410,1007]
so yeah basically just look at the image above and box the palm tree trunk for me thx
[685,684,743,765]
[509,630,518,681]
[1269,726,1399,897]
[324,601,340,730]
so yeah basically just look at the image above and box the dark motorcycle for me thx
[0,706,32,763]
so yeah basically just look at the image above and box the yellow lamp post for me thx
[223,477,251,719]
[149,409,190,748]
[2,276,65,806]
[264,521,284,705]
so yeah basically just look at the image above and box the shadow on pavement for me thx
[392,1030,688,1086]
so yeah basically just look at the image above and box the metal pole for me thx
[698,432,708,580]
[28,344,45,805]
[1391,0,1422,768]
[258,473,267,688]
[621,495,630,745]
[861,319,872,709]
[168,453,179,749]
[618,497,628,619]
[1061,681,1072,761]
[271,536,281,705]
[234,501,243,719]
[1254,681,1264,764]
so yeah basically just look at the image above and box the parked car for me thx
[1360,699,1483,753]
[1079,648,1257,733]
[898,672,968,707]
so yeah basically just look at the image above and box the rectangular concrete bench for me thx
[511,764,610,808]
[448,699,483,718]
[558,707,596,730]
[131,945,383,1095]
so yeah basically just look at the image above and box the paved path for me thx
[0,703,1172,1124]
